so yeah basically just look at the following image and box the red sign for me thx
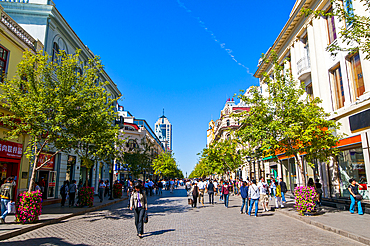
[0,141,23,159]
[48,182,56,187]
[37,153,55,170]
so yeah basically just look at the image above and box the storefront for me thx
[0,140,23,194]
[36,153,56,199]
[338,147,368,199]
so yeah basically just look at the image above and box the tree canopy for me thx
[0,50,120,191]
[152,152,182,178]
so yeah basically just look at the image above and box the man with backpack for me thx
[0,177,15,223]
[60,181,69,207]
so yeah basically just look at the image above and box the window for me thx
[348,53,364,98]
[52,42,59,62]
[326,8,337,44]
[0,46,9,82]
[226,120,230,126]
[331,65,345,109]
[344,0,354,26]
[305,83,314,100]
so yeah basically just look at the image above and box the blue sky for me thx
[57,0,296,176]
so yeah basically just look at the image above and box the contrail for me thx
[176,0,253,76]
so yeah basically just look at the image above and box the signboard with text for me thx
[37,153,55,170]
[0,141,23,159]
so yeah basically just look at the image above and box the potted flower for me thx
[16,190,42,224]
[294,186,317,216]
[79,186,94,207]
[113,183,123,198]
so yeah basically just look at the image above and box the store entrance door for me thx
[38,171,49,200]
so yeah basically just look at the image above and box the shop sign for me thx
[37,153,55,170]
[0,140,23,159]
[48,182,56,187]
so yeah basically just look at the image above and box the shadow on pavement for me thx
[144,229,175,237]
[1,237,89,246]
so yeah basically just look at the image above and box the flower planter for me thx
[78,186,94,207]
[294,186,317,216]
[15,190,42,224]
[113,183,123,198]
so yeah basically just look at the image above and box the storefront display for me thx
[0,140,23,193]
[36,153,56,199]
[338,147,368,199]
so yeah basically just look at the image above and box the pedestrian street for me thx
[1,188,364,246]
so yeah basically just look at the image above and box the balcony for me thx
[297,56,311,80]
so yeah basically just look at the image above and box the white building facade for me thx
[255,0,370,200]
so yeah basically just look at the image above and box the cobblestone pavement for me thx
[1,188,365,246]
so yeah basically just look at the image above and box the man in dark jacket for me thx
[207,181,215,204]
[279,178,288,203]
[0,177,15,223]
[240,181,249,214]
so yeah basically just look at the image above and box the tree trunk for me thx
[28,155,39,193]
[294,153,306,186]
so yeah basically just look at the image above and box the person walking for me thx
[0,177,15,223]
[191,182,199,208]
[221,181,230,208]
[157,180,163,196]
[218,180,224,201]
[198,179,206,206]
[315,179,323,207]
[248,179,260,217]
[104,180,110,198]
[130,183,147,238]
[275,181,284,209]
[348,179,364,215]
[98,180,106,202]
[240,181,249,214]
[207,180,215,204]
[257,177,269,212]
[68,180,77,207]
[127,182,134,208]
[60,181,69,207]
[279,178,287,203]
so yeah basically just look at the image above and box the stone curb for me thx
[276,209,370,245]
[0,197,128,241]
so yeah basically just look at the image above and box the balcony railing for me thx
[297,56,311,80]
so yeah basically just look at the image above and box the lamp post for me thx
[247,156,251,180]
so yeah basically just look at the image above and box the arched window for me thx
[226,120,230,126]
[52,42,59,63]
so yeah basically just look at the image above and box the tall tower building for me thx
[155,111,172,151]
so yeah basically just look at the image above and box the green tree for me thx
[152,152,181,178]
[122,138,154,178]
[0,50,120,192]
[236,52,340,185]
[192,137,244,178]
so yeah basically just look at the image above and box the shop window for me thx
[326,7,337,44]
[348,53,365,99]
[338,148,368,199]
[66,155,76,182]
[330,65,345,109]
[0,46,9,82]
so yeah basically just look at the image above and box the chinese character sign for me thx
[0,141,23,159]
